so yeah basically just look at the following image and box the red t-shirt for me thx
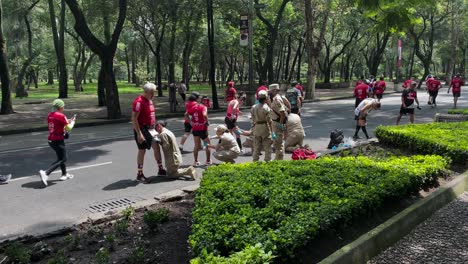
[48,111,68,141]
[188,104,208,131]
[184,101,197,123]
[374,81,386,95]
[255,86,268,99]
[225,87,236,102]
[132,95,155,127]
[354,84,369,99]
[428,79,441,91]
[451,78,462,93]
[295,84,304,96]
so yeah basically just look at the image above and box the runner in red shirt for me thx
[179,92,200,151]
[448,74,463,109]
[396,81,421,125]
[354,77,369,107]
[131,83,165,183]
[402,77,416,89]
[39,99,76,187]
[373,77,387,102]
[295,81,304,97]
[225,93,245,152]
[426,76,441,107]
[186,101,212,166]
[225,81,236,103]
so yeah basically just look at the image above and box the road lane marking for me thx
[8,161,113,183]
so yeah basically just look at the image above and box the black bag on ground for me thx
[327,129,344,149]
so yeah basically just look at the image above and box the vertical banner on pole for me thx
[397,39,402,67]
[240,15,249,47]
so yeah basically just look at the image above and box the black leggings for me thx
[46,140,67,175]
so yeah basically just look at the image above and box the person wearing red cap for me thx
[448,74,463,109]
[255,81,268,103]
[225,81,237,103]
[354,77,369,107]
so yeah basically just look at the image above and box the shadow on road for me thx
[21,180,61,189]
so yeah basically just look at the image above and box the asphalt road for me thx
[0,86,466,241]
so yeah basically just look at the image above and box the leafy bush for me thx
[190,156,448,261]
[375,122,468,163]
[3,242,31,264]
[114,219,129,236]
[47,249,68,264]
[95,248,110,264]
[190,244,274,264]
[127,246,146,264]
[143,208,170,231]
[448,109,468,115]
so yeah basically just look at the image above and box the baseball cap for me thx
[258,90,268,99]
[268,84,280,92]
[52,99,65,109]
[143,82,157,91]
[214,124,228,132]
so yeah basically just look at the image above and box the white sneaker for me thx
[59,173,74,181]
[39,170,49,186]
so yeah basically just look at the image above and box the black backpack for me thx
[327,129,344,149]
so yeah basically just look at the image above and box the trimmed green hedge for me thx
[375,122,468,164]
[448,109,468,115]
[190,156,448,262]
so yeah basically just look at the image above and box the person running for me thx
[373,77,386,102]
[284,113,305,153]
[448,74,463,109]
[209,125,241,164]
[186,96,212,166]
[402,76,416,89]
[155,120,196,180]
[396,81,421,125]
[285,82,302,115]
[225,81,236,103]
[131,83,166,183]
[353,98,381,139]
[251,90,273,162]
[225,93,245,152]
[354,77,369,107]
[426,76,441,107]
[179,92,199,152]
[39,99,76,187]
[269,84,287,160]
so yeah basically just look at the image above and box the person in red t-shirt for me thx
[179,92,200,151]
[402,77,416,89]
[354,78,369,107]
[426,76,441,107]
[132,83,166,183]
[39,99,76,187]
[186,100,212,166]
[225,81,236,103]
[255,81,268,103]
[373,77,387,102]
[448,74,463,109]
[295,81,304,97]
[396,81,421,125]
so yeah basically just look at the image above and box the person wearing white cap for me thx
[131,82,166,183]
[396,81,420,125]
[268,83,287,160]
[155,121,196,179]
[251,90,274,161]
[208,125,240,164]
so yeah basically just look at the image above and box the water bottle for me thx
[202,141,209,150]
[272,133,277,140]
[332,146,337,150]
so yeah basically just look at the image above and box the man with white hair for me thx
[132,82,166,183]
[268,83,287,160]
[251,90,273,161]
[209,124,240,164]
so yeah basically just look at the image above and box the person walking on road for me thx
[179,92,199,152]
[131,83,166,183]
[354,77,369,107]
[39,99,76,187]
[186,96,212,166]
[209,125,240,164]
[269,84,287,160]
[251,91,273,162]
[448,74,463,109]
[284,113,305,153]
[178,82,187,102]
[426,76,441,107]
[374,77,386,102]
[396,81,421,125]
[225,81,237,103]
[155,121,196,180]
[286,82,302,115]
[353,98,381,140]
[225,93,245,152]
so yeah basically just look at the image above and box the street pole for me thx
[247,0,254,106]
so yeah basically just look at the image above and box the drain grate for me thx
[86,196,146,214]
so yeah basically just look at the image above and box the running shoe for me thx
[136,174,149,183]
[59,173,74,181]
[0,174,11,183]
[204,161,212,166]
[193,161,201,167]
[158,169,167,176]
[39,170,49,186]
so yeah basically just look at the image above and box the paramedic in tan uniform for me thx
[268,84,287,160]
[209,125,241,163]
[284,113,305,153]
[251,90,273,162]
[155,121,197,180]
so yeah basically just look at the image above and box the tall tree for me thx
[206,0,218,109]
[48,0,68,98]
[0,0,13,114]
[65,0,127,119]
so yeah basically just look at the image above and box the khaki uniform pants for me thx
[166,163,195,178]
[272,123,285,160]
[285,133,304,153]
[253,136,272,162]
[213,150,239,163]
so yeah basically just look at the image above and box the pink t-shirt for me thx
[132,95,155,127]
[188,104,208,131]
[48,111,68,141]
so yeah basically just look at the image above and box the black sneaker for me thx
[158,169,167,176]
[136,174,149,183]
[353,135,361,140]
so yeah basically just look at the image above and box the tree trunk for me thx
[206,0,218,109]
[284,35,292,81]
[49,0,68,98]
[445,1,459,85]
[0,0,13,114]
[47,70,54,84]
[125,47,131,83]
[16,15,36,98]
[168,16,177,84]
[99,55,121,119]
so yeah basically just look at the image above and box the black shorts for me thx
[133,128,154,150]
[224,117,237,130]
[184,122,192,133]
[453,92,461,98]
[192,130,208,140]
[291,107,299,114]
[400,107,415,115]
[428,90,438,97]
[376,94,383,99]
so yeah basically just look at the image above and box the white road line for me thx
[8,161,113,183]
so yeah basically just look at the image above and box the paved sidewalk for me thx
[0,84,399,135]
[369,192,468,264]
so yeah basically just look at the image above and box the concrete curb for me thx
[319,171,468,264]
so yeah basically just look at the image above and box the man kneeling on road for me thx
[209,125,241,164]
[284,113,305,153]
[132,83,166,183]
[155,121,197,180]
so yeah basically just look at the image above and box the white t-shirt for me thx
[354,98,377,116]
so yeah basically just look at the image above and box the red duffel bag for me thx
[292,147,316,160]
